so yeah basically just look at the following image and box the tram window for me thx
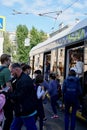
[84,42,87,95]
[84,45,87,69]
[38,53,43,72]
[69,47,84,70]
[51,50,57,73]
[58,62,64,76]
[57,47,65,83]
[60,49,63,56]
[52,61,57,73]
[44,53,51,81]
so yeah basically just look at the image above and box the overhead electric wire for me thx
[12,0,80,33]
[62,0,80,13]
[51,0,80,31]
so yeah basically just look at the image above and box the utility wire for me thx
[62,0,80,13]
[12,0,80,32]
[51,0,80,31]
[39,0,79,17]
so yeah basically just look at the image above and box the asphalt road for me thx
[22,99,87,130]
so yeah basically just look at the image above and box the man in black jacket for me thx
[10,63,37,130]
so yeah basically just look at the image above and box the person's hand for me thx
[41,86,44,90]
[2,86,10,92]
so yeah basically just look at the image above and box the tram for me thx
[29,18,87,121]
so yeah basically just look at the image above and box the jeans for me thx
[10,116,37,130]
[51,95,58,114]
[64,102,78,130]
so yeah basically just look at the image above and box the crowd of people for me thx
[0,53,84,130]
[0,53,62,130]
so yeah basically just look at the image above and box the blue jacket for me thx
[62,76,82,103]
[48,79,58,97]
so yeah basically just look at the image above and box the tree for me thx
[30,27,47,49]
[16,25,47,63]
[3,32,11,54]
[16,25,29,63]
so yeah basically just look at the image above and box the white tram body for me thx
[30,18,87,120]
[30,18,87,80]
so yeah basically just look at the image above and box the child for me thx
[34,74,45,130]
[33,70,49,121]
[46,73,59,118]
[0,94,6,130]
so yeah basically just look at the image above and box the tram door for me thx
[43,52,51,81]
[83,40,87,118]
[65,45,84,78]
[84,40,87,94]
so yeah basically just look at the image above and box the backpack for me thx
[63,77,79,103]
[0,66,7,72]
[66,79,77,94]
[0,66,7,88]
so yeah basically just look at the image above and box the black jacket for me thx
[10,72,36,116]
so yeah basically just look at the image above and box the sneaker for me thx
[55,115,59,118]
[51,115,59,119]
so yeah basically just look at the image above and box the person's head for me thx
[0,54,11,67]
[49,73,56,80]
[68,69,76,77]
[34,70,41,78]
[73,53,81,61]
[35,74,43,85]
[21,64,31,75]
[56,73,60,80]
[10,63,22,78]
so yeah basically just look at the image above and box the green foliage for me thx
[16,25,29,63]
[3,25,47,63]
[16,25,47,63]
[3,32,11,54]
[30,26,47,49]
